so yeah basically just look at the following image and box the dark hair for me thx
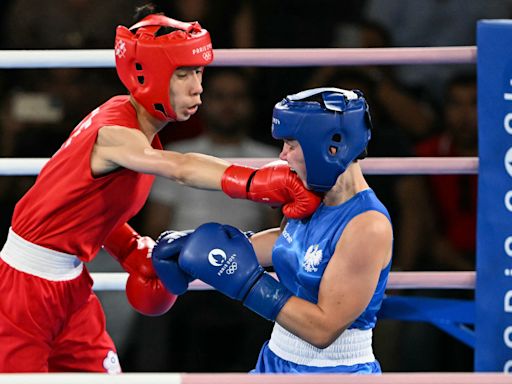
[132,2,176,36]
[133,3,160,22]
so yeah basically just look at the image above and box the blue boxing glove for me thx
[151,230,194,295]
[178,222,292,321]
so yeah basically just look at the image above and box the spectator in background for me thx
[393,74,477,373]
[0,94,70,244]
[414,73,478,272]
[154,0,254,49]
[238,1,366,145]
[1,0,135,149]
[309,19,435,143]
[3,0,138,50]
[123,68,280,372]
[363,0,512,98]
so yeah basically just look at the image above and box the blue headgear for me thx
[271,87,372,192]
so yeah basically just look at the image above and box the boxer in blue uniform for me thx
[152,88,393,374]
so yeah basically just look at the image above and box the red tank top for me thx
[12,96,162,261]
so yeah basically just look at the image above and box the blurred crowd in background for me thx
[0,0,510,373]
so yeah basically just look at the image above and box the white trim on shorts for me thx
[268,322,375,367]
[0,227,83,281]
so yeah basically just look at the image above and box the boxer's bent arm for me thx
[249,228,280,267]
[251,217,287,267]
[92,125,230,190]
[275,211,393,349]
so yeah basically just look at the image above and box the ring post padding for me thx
[476,20,512,372]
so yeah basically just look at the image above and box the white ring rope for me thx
[0,46,476,68]
[90,271,476,292]
[0,157,478,176]
[0,372,507,384]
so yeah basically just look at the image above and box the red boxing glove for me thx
[221,161,321,219]
[103,223,177,316]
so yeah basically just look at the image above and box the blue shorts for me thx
[250,341,381,374]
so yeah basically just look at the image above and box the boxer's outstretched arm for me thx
[93,126,320,219]
[92,126,228,189]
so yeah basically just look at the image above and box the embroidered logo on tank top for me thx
[303,244,323,272]
[282,226,293,244]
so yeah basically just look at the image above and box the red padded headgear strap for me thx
[115,14,213,121]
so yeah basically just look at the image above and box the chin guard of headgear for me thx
[271,87,372,192]
[115,14,213,121]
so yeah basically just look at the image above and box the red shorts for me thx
[0,258,119,372]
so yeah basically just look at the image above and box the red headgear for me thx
[115,14,213,121]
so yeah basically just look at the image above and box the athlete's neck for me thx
[129,97,168,142]
[323,163,369,206]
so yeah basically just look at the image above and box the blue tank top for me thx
[272,189,392,330]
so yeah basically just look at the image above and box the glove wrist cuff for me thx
[103,223,140,264]
[221,165,256,199]
[243,272,292,321]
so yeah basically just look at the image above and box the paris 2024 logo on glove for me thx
[208,248,238,276]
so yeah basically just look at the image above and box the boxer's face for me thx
[279,139,308,187]
[169,66,204,121]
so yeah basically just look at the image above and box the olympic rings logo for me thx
[226,262,238,275]
[212,249,238,277]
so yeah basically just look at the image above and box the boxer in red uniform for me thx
[0,5,320,373]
